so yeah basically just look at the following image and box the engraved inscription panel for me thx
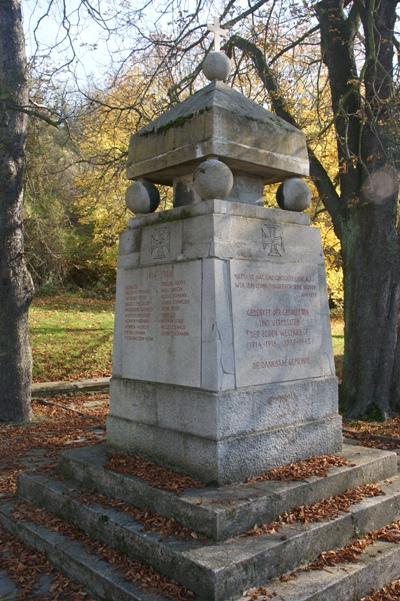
[230,259,328,387]
[122,261,201,387]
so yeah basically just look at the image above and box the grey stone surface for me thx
[12,471,400,601]
[230,259,334,387]
[173,174,202,206]
[56,443,399,541]
[126,82,309,184]
[118,261,202,387]
[17,474,207,598]
[202,51,231,81]
[31,377,110,397]
[277,177,312,212]
[111,198,339,482]
[128,199,310,229]
[227,173,265,205]
[173,173,265,207]
[108,376,339,439]
[0,501,169,601]
[255,540,400,601]
[107,413,343,484]
[140,220,183,266]
[117,253,140,269]
[126,210,318,266]
[119,228,141,255]
[193,158,234,200]
[201,259,235,391]
[125,180,160,214]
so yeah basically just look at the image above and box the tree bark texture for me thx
[341,204,400,418]
[0,0,34,422]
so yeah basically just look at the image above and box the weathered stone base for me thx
[2,444,400,601]
[107,376,342,484]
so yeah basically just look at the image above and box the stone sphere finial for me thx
[276,178,312,212]
[193,158,233,200]
[125,179,160,214]
[203,51,231,82]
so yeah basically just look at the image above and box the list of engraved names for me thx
[124,270,190,341]
[121,261,201,387]
[230,260,324,387]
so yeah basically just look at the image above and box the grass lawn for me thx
[30,295,114,382]
[30,294,345,384]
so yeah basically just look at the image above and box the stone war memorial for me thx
[2,20,400,601]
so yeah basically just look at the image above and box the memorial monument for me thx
[2,20,400,601]
[108,18,342,484]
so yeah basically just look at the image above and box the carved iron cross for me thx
[262,223,285,257]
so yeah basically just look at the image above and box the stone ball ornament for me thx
[125,179,160,214]
[202,51,231,82]
[276,178,312,212]
[193,158,234,200]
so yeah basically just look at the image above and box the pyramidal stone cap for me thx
[126,80,309,185]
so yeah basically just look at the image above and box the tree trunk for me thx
[0,0,34,422]
[341,200,400,418]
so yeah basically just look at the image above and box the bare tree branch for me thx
[227,34,343,237]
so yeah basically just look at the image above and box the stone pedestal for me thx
[108,199,342,484]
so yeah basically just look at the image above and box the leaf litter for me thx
[245,484,383,536]
[105,452,205,494]
[243,518,400,599]
[12,501,194,601]
[0,393,107,599]
[77,490,202,540]
[245,454,353,483]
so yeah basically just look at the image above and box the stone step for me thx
[0,499,171,601]
[15,470,400,601]
[238,539,400,601]
[59,442,398,541]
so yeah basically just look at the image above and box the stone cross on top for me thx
[207,16,228,51]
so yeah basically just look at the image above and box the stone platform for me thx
[2,443,400,601]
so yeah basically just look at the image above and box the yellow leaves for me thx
[72,72,159,268]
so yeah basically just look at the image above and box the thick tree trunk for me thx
[341,201,400,418]
[0,0,34,422]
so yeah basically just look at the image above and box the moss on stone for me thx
[139,107,211,138]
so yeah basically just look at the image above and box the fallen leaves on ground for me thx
[343,416,400,451]
[0,524,93,600]
[246,484,383,537]
[243,518,400,599]
[241,586,276,600]
[78,490,201,540]
[12,501,194,601]
[246,454,353,483]
[361,579,400,600]
[345,417,400,440]
[306,518,400,570]
[0,393,108,495]
[343,429,400,451]
[105,452,205,495]
[0,392,108,599]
